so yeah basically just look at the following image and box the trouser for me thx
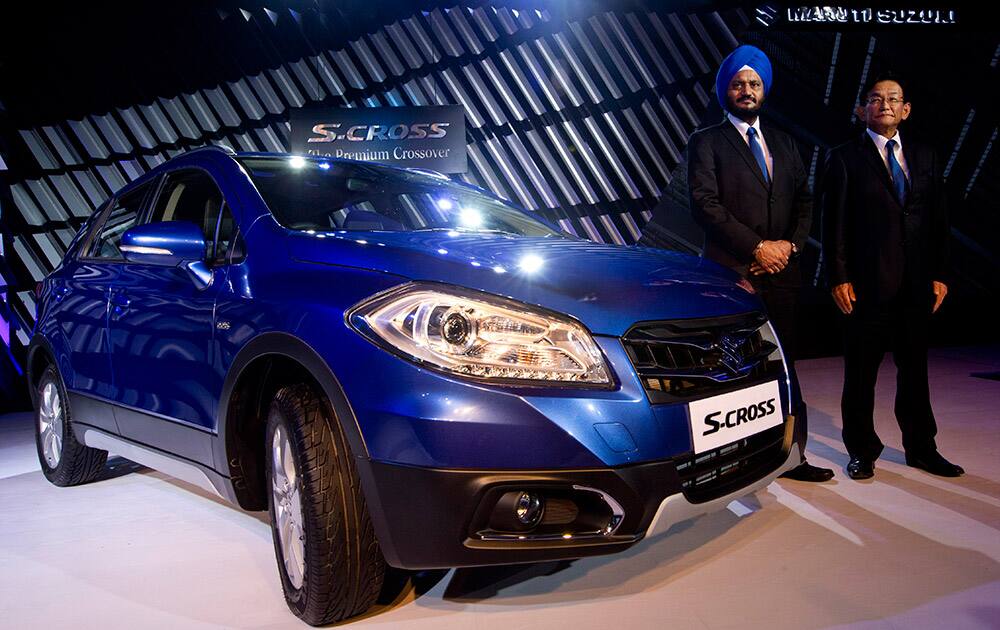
[841,297,938,460]
[751,279,808,462]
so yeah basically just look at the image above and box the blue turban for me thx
[715,45,772,110]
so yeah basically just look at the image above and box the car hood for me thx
[287,230,761,336]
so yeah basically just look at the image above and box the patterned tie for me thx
[886,139,908,205]
[746,127,770,185]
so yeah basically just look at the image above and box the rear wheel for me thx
[35,365,108,486]
[265,384,385,626]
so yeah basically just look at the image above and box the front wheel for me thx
[265,384,385,626]
[35,365,108,486]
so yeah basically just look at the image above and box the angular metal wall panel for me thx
[502,133,559,209]
[26,179,70,222]
[402,17,442,65]
[10,184,46,226]
[247,73,286,115]
[230,78,266,120]
[427,10,464,58]
[329,49,367,90]
[626,13,676,85]
[13,237,47,282]
[159,96,201,140]
[119,107,156,149]
[310,54,346,97]
[206,87,243,126]
[289,60,325,102]
[523,128,582,207]
[72,170,110,207]
[369,32,406,77]
[470,7,500,42]
[68,118,110,159]
[42,125,83,166]
[32,232,64,268]
[588,15,641,93]
[385,23,424,70]
[182,92,221,133]
[261,70,302,110]
[568,21,622,100]
[49,174,91,218]
[140,102,179,144]
[350,39,388,84]
[460,65,507,126]
[18,130,59,170]
[447,7,485,55]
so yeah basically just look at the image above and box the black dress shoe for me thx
[905,450,965,477]
[780,461,834,482]
[847,456,874,480]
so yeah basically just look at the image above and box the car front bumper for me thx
[358,415,800,569]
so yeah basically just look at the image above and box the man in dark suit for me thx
[821,72,962,479]
[688,45,833,482]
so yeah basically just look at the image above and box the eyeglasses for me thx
[865,96,904,106]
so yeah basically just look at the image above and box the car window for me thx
[239,157,560,237]
[149,169,225,260]
[211,206,241,265]
[88,181,154,259]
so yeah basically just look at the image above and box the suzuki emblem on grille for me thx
[716,334,744,374]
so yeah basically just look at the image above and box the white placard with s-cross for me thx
[687,380,783,454]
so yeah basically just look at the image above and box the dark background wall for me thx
[1,1,998,410]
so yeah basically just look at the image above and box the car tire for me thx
[35,365,108,486]
[265,383,385,626]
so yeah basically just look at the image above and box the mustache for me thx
[738,96,757,103]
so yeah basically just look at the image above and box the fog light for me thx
[514,492,544,527]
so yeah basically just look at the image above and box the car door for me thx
[107,168,231,465]
[54,182,154,433]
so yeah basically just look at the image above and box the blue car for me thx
[29,146,801,625]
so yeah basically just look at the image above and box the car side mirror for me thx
[120,221,214,290]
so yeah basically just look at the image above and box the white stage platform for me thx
[2,346,999,629]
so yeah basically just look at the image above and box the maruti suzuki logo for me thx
[716,334,745,374]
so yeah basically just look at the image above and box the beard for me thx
[727,95,763,118]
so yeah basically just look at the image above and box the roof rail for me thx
[184,144,237,157]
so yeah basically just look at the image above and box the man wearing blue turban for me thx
[687,44,833,482]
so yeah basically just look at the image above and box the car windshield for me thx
[239,157,560,237]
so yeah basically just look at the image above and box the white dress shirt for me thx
[866,128,910,181]
[727,112,773,179]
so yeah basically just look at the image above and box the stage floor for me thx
[2,346,999,629]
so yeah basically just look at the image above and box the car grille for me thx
[621,311,780,404]
[673,424,787,503]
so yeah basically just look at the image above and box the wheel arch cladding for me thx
[215,332,369,511]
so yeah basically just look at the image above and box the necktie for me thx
[886,139,907,205]
[746,127,770,184]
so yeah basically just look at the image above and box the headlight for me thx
[348,283,611,385]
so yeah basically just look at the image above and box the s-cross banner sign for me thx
[290,105,467,173]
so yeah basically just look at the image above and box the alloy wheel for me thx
[271,423,306,589]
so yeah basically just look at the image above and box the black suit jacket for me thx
[821,132,948,305]
[687,119,812,287]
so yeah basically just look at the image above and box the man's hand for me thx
[752,241,792,274]
[831,282,856,314]
[932,280,948,313]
